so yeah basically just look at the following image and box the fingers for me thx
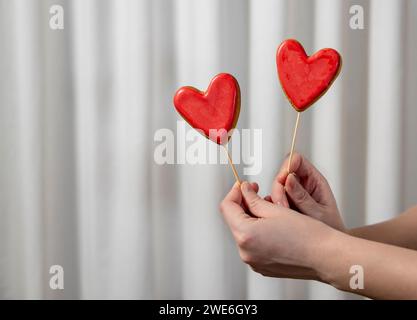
[285,173,321,218]
[223,181,243,204]
[272,153,307,209]
[240,181,278,218]
[270,179,290,208]
[274,152,328,201]
[220,182,255,231]
[276,152,306,184]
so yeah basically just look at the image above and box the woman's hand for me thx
[220,181,336,281]
[220,181,417,299]
[271,153,346,231]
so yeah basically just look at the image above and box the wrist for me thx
[309,226,352,288]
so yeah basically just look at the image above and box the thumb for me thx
[285,174,321,217]
[241,181,277,218]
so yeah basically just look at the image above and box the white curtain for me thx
[1,0,416,299]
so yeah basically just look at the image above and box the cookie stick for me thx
[287,111,301,174]
[223,145,241,185]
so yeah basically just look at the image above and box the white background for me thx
[0,0,416,299]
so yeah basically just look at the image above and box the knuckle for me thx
[239,251,254,265]
[236,225,256,249]
[296,189,309,203]
[320,174,329,186]
[219,200,227,214]
[248,196,261,211]
[236,230,252,248]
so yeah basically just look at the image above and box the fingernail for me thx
[287,174,298,190]
[241,181,252,193]
[276,193,285,205]
[293,173,300,183]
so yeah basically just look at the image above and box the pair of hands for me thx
[220,153,345,281]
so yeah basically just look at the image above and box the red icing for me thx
[173,73,240,145]
[276,39,341,112]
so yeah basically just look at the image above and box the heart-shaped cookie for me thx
[173,73,241,145]
[276,39,341,112]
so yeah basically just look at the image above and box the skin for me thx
[220,153,417,299]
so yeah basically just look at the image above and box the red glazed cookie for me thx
[276,39,342,112]
[173,73,241,145]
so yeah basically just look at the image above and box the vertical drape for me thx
[366,0,405,223]
[0,0,416,299]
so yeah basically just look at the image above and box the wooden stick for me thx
[287,111,301,174]
[223,145,241,185]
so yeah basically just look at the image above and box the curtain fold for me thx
[366,0,405,223]
[0,0,416,299]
